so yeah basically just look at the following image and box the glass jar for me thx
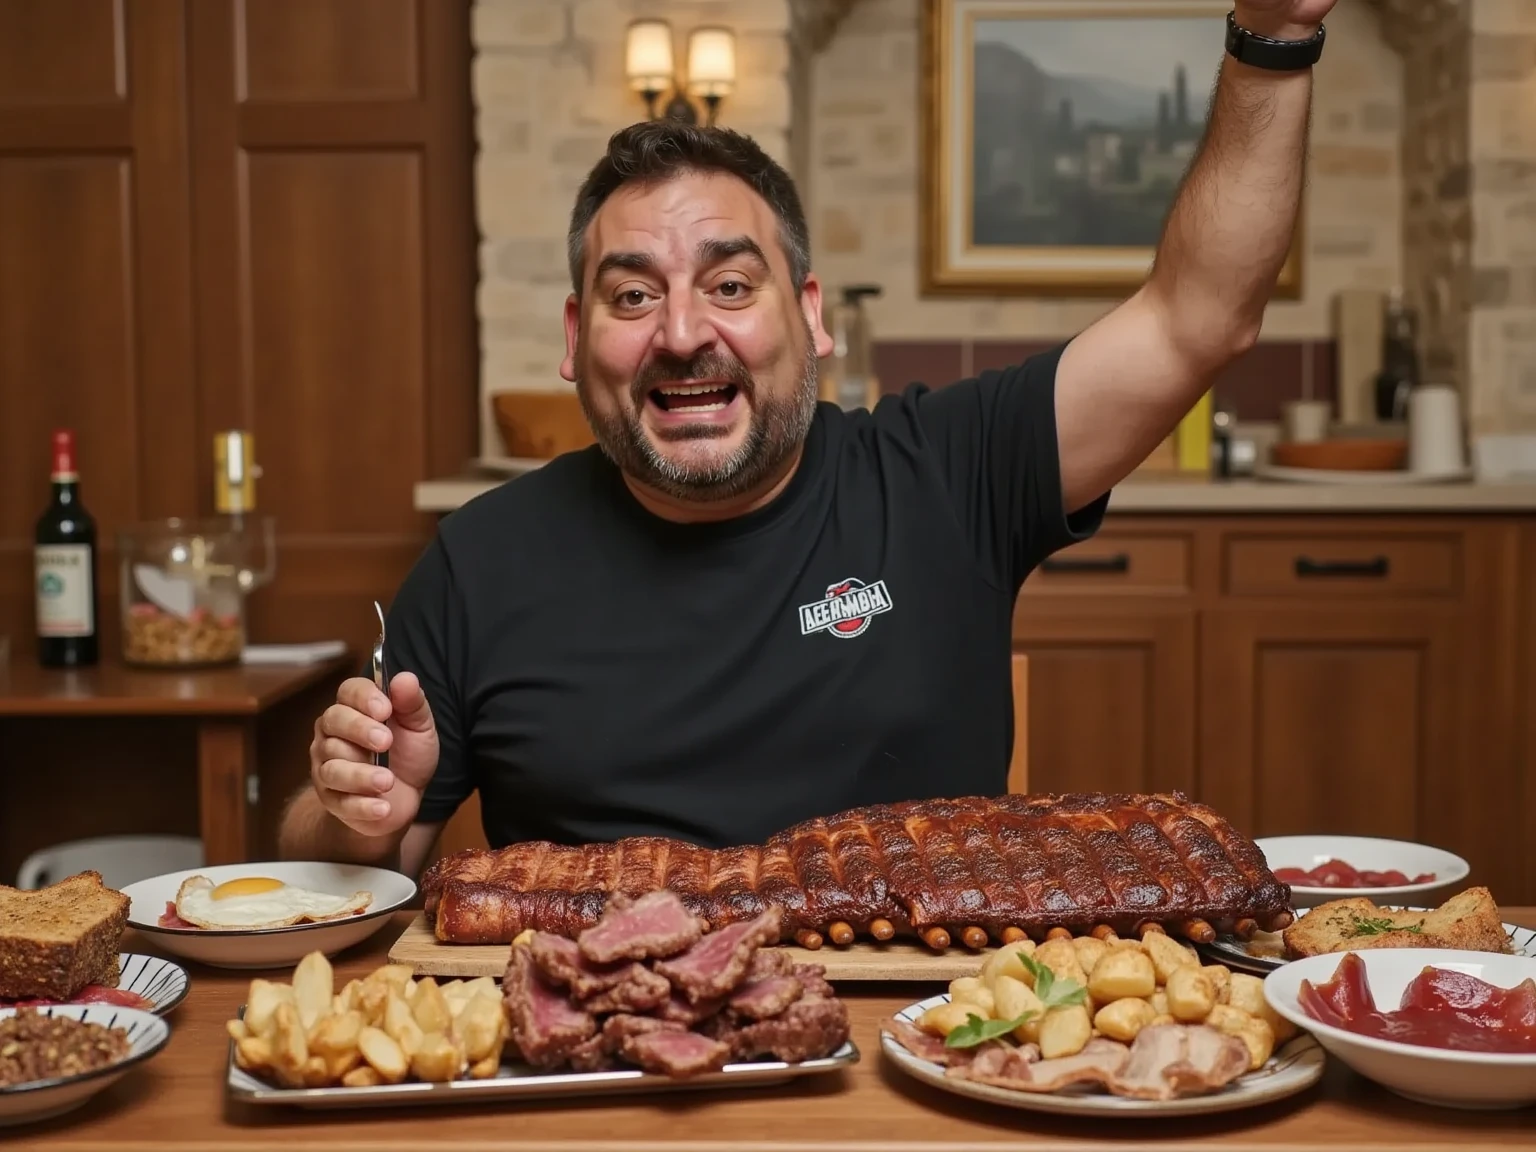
[118,516,275,668]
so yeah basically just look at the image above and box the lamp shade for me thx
[686,26,735,96]
[626,19,674,92]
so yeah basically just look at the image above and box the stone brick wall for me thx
[1397,0,1470,408]
[1468,0,1536,432]
[807,0,1403,347]
[470,0,792,456]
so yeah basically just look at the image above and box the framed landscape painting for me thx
[921,0,1304,296]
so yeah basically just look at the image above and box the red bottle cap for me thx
[51,430,76,477]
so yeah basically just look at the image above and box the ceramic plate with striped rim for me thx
[880,993,1324,1118]
[0,1003,171,1127]
[1198,914,1536,976]
[115,954,190,1016]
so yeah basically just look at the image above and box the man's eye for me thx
[717,280,747,298]
[618,290,648,307]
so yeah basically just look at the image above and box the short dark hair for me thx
[567,120,811,297]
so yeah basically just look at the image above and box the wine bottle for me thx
[34,429,99,667]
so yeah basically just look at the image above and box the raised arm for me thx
[1054,1,1334,513]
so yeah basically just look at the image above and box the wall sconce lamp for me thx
[625,19,736,127]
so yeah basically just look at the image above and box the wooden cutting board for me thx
[386,913,993,982]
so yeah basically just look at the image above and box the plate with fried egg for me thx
[120,862,416,969]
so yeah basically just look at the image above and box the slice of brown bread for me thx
[0,871,130,1000]
[1282,886,1513,959]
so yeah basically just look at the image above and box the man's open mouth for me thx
[647,383,739,413]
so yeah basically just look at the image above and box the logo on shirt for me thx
[798,577,893,639]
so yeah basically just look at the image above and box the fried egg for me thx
[172,874,373,930]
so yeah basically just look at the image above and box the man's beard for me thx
[576,331,820,503]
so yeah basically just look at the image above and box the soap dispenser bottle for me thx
[819,284,883,411]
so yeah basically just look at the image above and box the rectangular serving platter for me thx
[227,1035,860,1111]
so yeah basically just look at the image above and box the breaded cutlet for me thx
[0,871,129,1001]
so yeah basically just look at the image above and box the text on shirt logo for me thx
[798,577,893,639]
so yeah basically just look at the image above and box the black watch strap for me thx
[1224,10,1326,70]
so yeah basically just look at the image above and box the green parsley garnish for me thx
[944,955,1088,1048]
[1345,915,1424,937]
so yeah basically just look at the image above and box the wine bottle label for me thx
[35,544,94,637]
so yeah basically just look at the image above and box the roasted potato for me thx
[980,939,1037,989]
[1087,947,1156,1002]
[1038,1004,1093,1059]
[1093,995,1157,1043]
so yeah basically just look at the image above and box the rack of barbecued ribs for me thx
[420,792,1294,951]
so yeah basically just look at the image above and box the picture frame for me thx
[920,0,1304,297]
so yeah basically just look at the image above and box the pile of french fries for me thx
[916,930,1296,1072]
[224,952,509,1088]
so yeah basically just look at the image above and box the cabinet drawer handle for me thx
[1293,555,1390,578]
[1041,552,1131,575]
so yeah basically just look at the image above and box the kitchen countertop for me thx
[413,468,1536,515]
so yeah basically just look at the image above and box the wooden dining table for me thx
[11,909,1536,1151]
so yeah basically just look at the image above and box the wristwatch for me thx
[1224,10,1326,70]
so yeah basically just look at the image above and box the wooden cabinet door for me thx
[0,0,200,644]
[1198,607,1496,881]
[186,0,476,648]
[1012,607,1196,797]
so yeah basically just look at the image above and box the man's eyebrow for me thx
[697,236,770,273]
[593,251,660,282]
[591,236,771,285]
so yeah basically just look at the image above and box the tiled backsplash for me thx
[873,339,1336,422]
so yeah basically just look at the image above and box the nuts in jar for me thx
[124,603,243,666]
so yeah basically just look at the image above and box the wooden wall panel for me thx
[0,0,126,106]
[0,0,474,873]
[240,0,421,101]
[242,152,428,533]
[187,0,476,654]
[0,0,197,661]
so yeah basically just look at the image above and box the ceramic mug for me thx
[1408,385,1466,475]
[1281,399,1331,443]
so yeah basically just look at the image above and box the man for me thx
[279,1,1332,878]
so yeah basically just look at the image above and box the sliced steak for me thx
[728,975,803,1020]
[621,1029,732,1078]
[727,994,850,1063]
[503,945,597,1068]
[747,949,795,980]
[528,932,639,998]
[791,962,835,999]
[577,891,705,964]
[579,964,671,1015]
[601,1013,686,1050]
[653,906,783,1003]
[653,989,726,1025]
[566,1032,616,1073]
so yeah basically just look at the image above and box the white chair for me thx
[15,834,204,890]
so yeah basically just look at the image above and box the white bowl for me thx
[1256,835,1469,909]
[120,861,416,970]
[1264,949,1536,1110]
[0,1004,171,1127]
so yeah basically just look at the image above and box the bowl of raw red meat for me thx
[1256,835,1469,910]
[1263,949,1536,1110]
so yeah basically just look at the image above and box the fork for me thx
[371,600,388,765]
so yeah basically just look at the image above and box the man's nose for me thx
[651,291,717,361]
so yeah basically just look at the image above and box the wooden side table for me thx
[0,653,354,875]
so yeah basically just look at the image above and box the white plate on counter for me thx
[880,994,1324,1118]
[1199,913,1536,976]
[121,862,416,970]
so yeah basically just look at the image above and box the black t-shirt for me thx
[388,343,1109,850]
